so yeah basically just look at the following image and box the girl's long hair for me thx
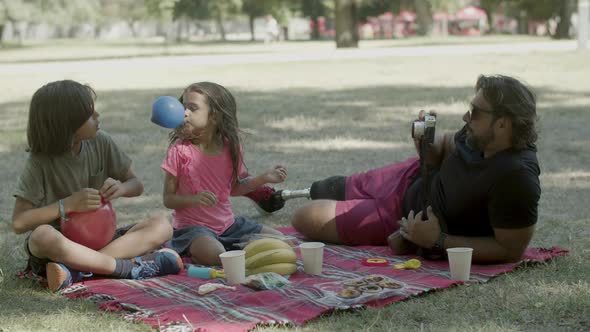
[169,82,242,185]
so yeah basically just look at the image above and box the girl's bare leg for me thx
[188,235,225,266]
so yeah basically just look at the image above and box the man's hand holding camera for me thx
[399,206,441,249]
[412,110,442,166]
[412,110,437,144]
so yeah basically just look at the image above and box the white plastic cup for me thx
[219,250,246,285]
[446,247,474,281]
[299,242,325,275]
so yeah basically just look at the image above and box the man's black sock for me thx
[310,176,346,200]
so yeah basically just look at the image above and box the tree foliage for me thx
[0,0,580,46]
[301,0,330,39]
[357,0,398,19]
[145,0,178,21]
[171,0,241,40]
[1,0,35,23]
[242,0,292,40]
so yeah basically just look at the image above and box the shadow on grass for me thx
[2,82,589,218]
[1,82,589,329]
[0,222,81,320]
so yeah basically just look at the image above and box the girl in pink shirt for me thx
[161,82,287,266]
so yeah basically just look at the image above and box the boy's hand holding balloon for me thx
[100,177,125,201]
[64,188,102,213]
[61,190,117,250]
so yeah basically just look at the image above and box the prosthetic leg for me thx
[277,189,311,200]
[275,175,346,201]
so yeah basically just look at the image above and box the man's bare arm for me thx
[444,225,535,264]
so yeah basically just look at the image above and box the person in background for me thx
[264,14,280,44]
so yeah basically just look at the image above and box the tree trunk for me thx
[306,0,322,40]
[0,24,4,47]
[129,20,138,38]
[555,0,575,39]
[13,20,25,46]
[415,0,432,36]
[176,19,183,42]
[311,16,320,40]
[249,15,255,41]
[216,12,226,41]
[518,10,528,34]
[579,0,589,50]
[335,0,358,48]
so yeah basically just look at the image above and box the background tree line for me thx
[0,0,579,47]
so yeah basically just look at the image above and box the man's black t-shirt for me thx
[403,126,541,237]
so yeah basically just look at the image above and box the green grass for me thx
[1,39,589,331]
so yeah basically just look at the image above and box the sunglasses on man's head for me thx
[468,104,494,119]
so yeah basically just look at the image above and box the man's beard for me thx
[466,126,495,151]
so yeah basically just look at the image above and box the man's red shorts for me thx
[335,157,420,245]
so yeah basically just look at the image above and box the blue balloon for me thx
[151,96,185,128]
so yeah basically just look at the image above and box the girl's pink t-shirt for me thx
[161,140,242,234]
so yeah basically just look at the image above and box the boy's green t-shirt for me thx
[14,130,131,229]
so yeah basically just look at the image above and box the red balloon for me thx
[60,200,117,250]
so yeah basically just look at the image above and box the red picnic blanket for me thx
[59,228,567,332]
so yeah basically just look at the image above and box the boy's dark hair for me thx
[27,80,96,155]
[476,74,538,150]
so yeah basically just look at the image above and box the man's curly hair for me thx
[476,75,538,150]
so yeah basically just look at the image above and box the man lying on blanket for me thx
[289,74,540,264]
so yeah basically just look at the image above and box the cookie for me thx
[358,284,383,293]
[377,280,403,289]
[362,275,385,283]
[337,288,361,299]
[342,280,367,288]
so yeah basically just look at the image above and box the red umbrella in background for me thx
[454,5,487,21]
[450,5,488,36]
[398,10,416,22]
[393,10,416,37]
[378,11,395,38]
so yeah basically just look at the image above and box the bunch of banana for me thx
[244,238,297,276]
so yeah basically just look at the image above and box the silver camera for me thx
[411,114,436,143]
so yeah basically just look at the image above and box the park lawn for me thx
[0,41,589,331]
[0,35,547,63]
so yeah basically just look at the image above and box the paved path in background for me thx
[0,40,578,75]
